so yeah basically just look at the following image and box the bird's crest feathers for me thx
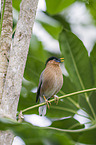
[45,56,60,65]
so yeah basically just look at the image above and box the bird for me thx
[36,56,64,116]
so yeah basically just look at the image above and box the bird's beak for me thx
[60,58,64,62]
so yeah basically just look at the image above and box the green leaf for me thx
[45,0,75,15]
[60,76,77,94]
[51,14,71,30]
[12,0,21,11]
[89,91,96,118]
[90,44,96,86]
[59,29,95,119]
[78,95,93,118]
[0,117,75,145]
[1,117,96,144]
[51,117,85,142]
[59,29,94,90]
[79,128,96,144]
[60,76,79,109]
[18,91,38,115]
[42,12,71,30]
[86,0,96,23]
[0,118,19,130]
[24,35,46,85]
[51,117,84,129]
[46,100,78,118]
[37,20,62,39]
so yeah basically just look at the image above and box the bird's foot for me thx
[43,95,51,109]
[53,95,59,105]
[46,100,51,109]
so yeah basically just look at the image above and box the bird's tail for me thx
[39,96,47,116]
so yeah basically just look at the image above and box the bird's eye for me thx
[53,59,60,62]
[53,59,57,62]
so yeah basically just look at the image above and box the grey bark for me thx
[0,0,13,144]
[0,0,12,103]
[0,0,39,144]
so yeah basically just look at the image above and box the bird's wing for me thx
[36,70,44,102]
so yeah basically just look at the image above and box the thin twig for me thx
[20,88,96,114]
[44,124,96,133]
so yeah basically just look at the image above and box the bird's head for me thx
[45,56,64,66]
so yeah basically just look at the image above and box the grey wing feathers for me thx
[36,81,42,102]
[36,71,44,102]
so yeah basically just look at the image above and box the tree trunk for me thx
[0,0,12,103]
[0,0,39,144]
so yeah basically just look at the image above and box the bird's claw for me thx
[43,95,51,108]
[46,100,51,109]
[54,95,59,105]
